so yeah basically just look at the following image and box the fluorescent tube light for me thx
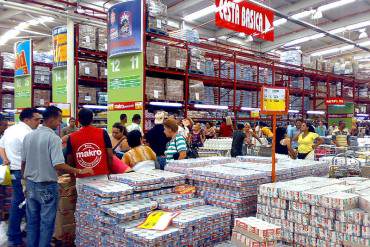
[149,102,183,107]
[194,104,228,110]
[291,10,314,20]
[307,111,326,115]
[357,113,369,117]
[274,18,287,27]
[241,107,260,111]
[167,19,180,29]
[208,37,216,41]
[284,33,325,47]
[37,107,46,111]
[4,109,16,113]
[288,110,300,113]
[183,5,217,22]
[318,0,356,12]
[82,105,108,110]
[311,45,354,57]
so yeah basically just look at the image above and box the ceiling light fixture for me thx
[183,4,217,22]
[288,110,300,113]
[149,102,183,107]
[208,37,216,41]
[359,29,368,39]
[241,107,260,111]
[307,110,326,115]
[311,44,355,57]
[273,18,287,27]
[284,33,325,47]
[317,0,356,12]
[82,105,108,110]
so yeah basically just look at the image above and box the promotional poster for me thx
[14,40,32,77]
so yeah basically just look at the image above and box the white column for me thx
[66,17,76,117]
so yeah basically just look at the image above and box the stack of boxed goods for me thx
[258,67,272,84]
[241,65,255,82]
[204,86,217,105]
[33,51,53,63]
[79,62,98,77]
[99,65,107,79]
[146,42,166,67]
[78,86,98,105]
[333,59,354,75]
[2,94,14,109]
[165,79,184,101]
[167,46,187,70]
[189,79,205,102]
[220,61,233,79]
[146,0,168,35]
[74,170,231,247]
[242,91,253,108]
[290,96,310,111]
[165,157,235,174]
[291,76,311,90]
[0,186,12,220]
[97,28,107,51]
[343,86,354,98]
[189,48,205,74]
[0,52,14,69]
[280,49,302,67]
[97,92,107,105]
[316,81,327,98]
[54,176,77,245]
[257,177,370,247]
[33,89,50,106]
[359,87,369,99]
[145,77,165,100]
[220,88,233,106]
[354,55,370,80]
[170,29,200,43]
[79,25,96,50]
[205,58,216,76]
[231,217,281,246]
[34,66,51,84]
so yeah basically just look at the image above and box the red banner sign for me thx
[108,101,143,111]
[325,98,344,105]
[215,0,274,41]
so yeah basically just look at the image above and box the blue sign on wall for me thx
[14,40,32,77]
[108,0,142,58]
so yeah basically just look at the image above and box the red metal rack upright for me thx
[0,69,14,111]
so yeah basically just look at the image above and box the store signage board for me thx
[14,40,32,77]
[52,26,67,68]
[50,103,71,117]
[52,68,67,103]
[260,86,289,115]
[108,1,142,58]
[325,97,344,105]
[215,0,274,41]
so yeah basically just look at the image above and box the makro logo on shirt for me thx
[76,143,102,168]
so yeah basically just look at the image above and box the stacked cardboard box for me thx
[0,52,14,69]
[280,49,302,67]
[54,176,77,245]
[165,79,184,101]
[34,66,51,84]
[33,89,50,106]
[257,177,370,247]
[333,59,354,75]
[78,86,98,105]
[355,56,370,80]
[189,48,205,74]
[2,94,14,109]
[79,25,96,50]
[167,46,187,70]
[97,28,107,52]
[189,79,204,102]
[146,42,166,67]
[170,29,200,43]
[99,65,107,79]
[146,77,165,100]
[79,62,98,77]
[146,0,168,35]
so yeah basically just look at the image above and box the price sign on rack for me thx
[260,86,289,115]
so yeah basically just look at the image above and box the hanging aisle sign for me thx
[14,40,32,77]
[215,0,274,41]
[260,86,289,115]
[108,0,143,57]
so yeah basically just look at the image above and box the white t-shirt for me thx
[127,123,143,135]
[0,122,33,170]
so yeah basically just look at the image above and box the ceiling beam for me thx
[261,11,370,52]
[0,10,21,22]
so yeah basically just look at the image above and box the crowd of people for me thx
[0,105,369,246]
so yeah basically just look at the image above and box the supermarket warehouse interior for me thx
[0,0,370,246]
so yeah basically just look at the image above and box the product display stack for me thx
[257,177,370,247]
[74,170,233,247]
[231,217,281,247]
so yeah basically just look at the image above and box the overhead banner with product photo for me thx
[52,26,67,68]
[14,40,32,77]
[328,102,354,127]
[108,0,143,57]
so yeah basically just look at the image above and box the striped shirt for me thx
[165,134,187,161]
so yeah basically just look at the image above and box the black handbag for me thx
[172,137,199,160]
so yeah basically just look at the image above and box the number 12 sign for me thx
[260,86,289,115]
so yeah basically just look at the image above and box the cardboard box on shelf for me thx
[189,80,204,102]
[146,77,165,100]
[146,42,166,67]
[167,46,187,70]
[2,94,14,109]
[78,86,98,105]
[166,79,184,101]
[79,62,98,78]
[33,89,50,106]
[79,25,96,50]
[97,28,107,52]
[99,65,107,79]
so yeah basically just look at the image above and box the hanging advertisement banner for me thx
[14,76,32,108]
[260,86,289,115]
[52,26,67,68]
[328,102,354,127]
[215,0,274,41]
[108,1,142,57]
[52,68,67,103]
[325,97,344,105]
[14,40,32,77]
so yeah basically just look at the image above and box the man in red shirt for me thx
[66,108,114,179]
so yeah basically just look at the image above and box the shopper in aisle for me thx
[22,106,93,247]
[123,130,156,170]
[61,117,78,137]
[260,122,273,144]
[120,113,128,127]
[190,123,205,148]
[293,122,324,159]
[204,122,216,139]
[315,120,327,137]
[231,123,246,157]
[110,122,129,155]
[66,108,114,179]
[164,118,187,162]
[287,119,302,149]
[127,114,143,135]
[244,123,262,147]
[145,112,170,157]
[275,127,297,159]
[332,121,350,148]
[182,117,194,139]
[0,108,41,247]
[328,123,337,135]
[219,117,233,137]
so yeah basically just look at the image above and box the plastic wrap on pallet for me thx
[146,0,168,35]
[146,42,166,67]
[0,52,14,69]
[165,79,184,101]
[79,25,96,50]
[97,28,107,51]
[189,79,204,102]
[146,77,165,100]
[34,66,51,84]
[280,49,302,67]
[167,46,187,70]
[33,89,50,106]
[189,47,205,74]
[170,29,200,43]
[79,62,98,77]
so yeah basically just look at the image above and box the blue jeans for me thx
[156,156,166,170]
[7,170,25,246]
[26,180,58,247]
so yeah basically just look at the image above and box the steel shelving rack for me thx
[0,69,14,112]
[32,61,53,108]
